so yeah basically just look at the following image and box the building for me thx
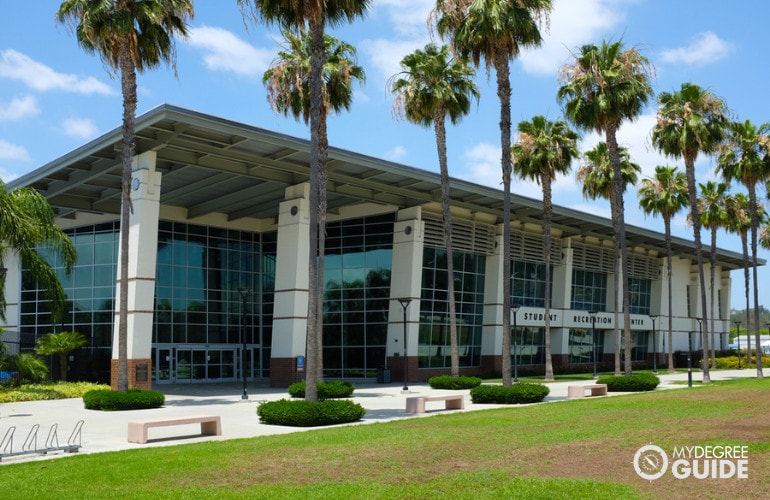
[1,105,757,388]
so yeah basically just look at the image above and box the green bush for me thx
[596,373,660,392]
[715,354,770,369]
[470,383,550,404]
[287,380,355,399]
[0,381,109,403]
[428,375,482,390]
[257,399,366,427]
[83,388,165,411]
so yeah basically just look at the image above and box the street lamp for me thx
[511,303,521,384]
[396,298,412,392]
[734,320,742,370]
[588,311,598,379]
[650,314,658,374]
[238,287,252,400]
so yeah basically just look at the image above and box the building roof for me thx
[9,103,758,271]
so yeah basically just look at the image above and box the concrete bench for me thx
[567,384,608,399]
[127,415,221,444]
[405,394,465,414]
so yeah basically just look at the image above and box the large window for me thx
[511,260,551,307]
[571,269,607,311]
[419,248,485,368]
[629,277,651,315]
[513,326,545,366]
[568,328,604,365]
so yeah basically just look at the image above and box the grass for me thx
[1,377,767,499]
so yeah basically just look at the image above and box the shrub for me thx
[596,373,660,392]
[428,375,482,390]
[257,399,366,427]
[287,380,355,399]
[83,388,165,411]
[470,383,550,404]
[715,354,770,370]
[0,382,109,403]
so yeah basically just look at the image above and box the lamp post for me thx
[511,303,521,384]
[650,314,658,374]
[238,287,252,400]
[397,298,412,392]
[588,311,598,379]
[734,320,742,370]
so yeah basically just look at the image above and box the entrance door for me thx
[154,345,239,383]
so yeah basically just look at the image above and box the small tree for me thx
[35,331,88,381]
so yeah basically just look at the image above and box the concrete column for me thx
[0,251,21,354]
[550,244,574,365]
[111,151,161,390]
[480,229,504,374]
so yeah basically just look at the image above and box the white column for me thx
[481,230,504,361]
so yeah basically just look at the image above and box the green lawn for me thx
[2,378,767,499]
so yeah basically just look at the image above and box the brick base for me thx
[270,357,302,387]
[110,358,153,390]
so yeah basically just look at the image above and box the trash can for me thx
[376,366,391,384]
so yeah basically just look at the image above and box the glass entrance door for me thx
[154,345,240,383]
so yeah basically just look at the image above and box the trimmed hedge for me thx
[428,375,482,390]
[83,388,165,411]
[596,373,660,392]
[287,380,355,399]
[470,383,550,404]
[257,399,366,427]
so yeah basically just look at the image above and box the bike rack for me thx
[0,420,83,462]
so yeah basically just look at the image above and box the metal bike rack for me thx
[0,420,83,462]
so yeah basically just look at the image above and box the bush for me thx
[83,388,165,411]
[428,375,482,390]
[0,381,109,403]
[257,399,366,427]
[715,354,770,370]
[287,380,355,399]
[470,383,550,404]
[596,373,660,392]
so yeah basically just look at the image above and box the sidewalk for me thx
[0,369,756,464]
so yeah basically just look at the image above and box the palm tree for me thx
[512,116,578,381]
[240,0,371,402]
[263,29,365,382]
[35,331,88,381]
[57,0,193,392]
[558,40,654,377]
[652,82,729,384]
[0,181,77,322]
[435,0,553,387]
[697,180,730,368]
[390,44,479,377]
[577,142,641,375]
[725,192,756,361]
[717,119,770,379]
[637,165,689,373]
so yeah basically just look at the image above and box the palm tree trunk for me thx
[664,217,675,373]
[748,183,763,378]
[316,107,328,383]
[709,226,717,369]
[741,231,751,365]
[543,177,554,381]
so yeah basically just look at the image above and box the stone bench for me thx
[567,384,608,399]
[405,394,465,414]
[128,415,221,444]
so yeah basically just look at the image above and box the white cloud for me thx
[375,0,435,37]
[458,142,502,188]
[187,26,273,77]
[386,145,407,161]
[0,166,19,183]
[62,117,100,140]
[660,31,733,67]
[360,37,430,85]
[0,139,30,162]
[0,49,113,95]
[0,95,40,121]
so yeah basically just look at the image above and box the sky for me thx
[1,0,768,312]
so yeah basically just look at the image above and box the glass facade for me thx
[514,326,545,366]
[511,260,551,307]
[628,277,651,315]
[571,269,607,311]
[568,328,604,365]
[322,214,394,378]
[418,248,485,368]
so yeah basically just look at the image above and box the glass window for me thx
[571,269,607,311]
[511,260,551,307]
[629,277,651,315]
[568,328,604,364]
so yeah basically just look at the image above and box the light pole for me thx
[734,320,742,370]
[650,314,658,374]
[238,287,252,400]
[397,298,412,392]
[588,311,598,379]
[511,303,521,384]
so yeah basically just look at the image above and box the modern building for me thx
[1,105,757,388]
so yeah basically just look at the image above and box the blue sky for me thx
[1,0,768,311]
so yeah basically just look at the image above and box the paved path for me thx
[0,369,757,464]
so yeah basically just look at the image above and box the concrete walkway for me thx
[0,369,757,464]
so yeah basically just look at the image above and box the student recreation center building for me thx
[1,105,755,388]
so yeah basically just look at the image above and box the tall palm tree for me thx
[57,0,193,392]
[717,119,770,378]
[512,116,579,381]
[697,180,730,368]
[725,192,757,361]
[435,0,552,387]
[577,142,640,375]
[390,43,479,377]
[263,28,365,382]
[240,0,371,401]
[652,82,728,384]
[0,181,77,321]
[637,165,689,373]
[35,331,88,381]
[558,40,654,377]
